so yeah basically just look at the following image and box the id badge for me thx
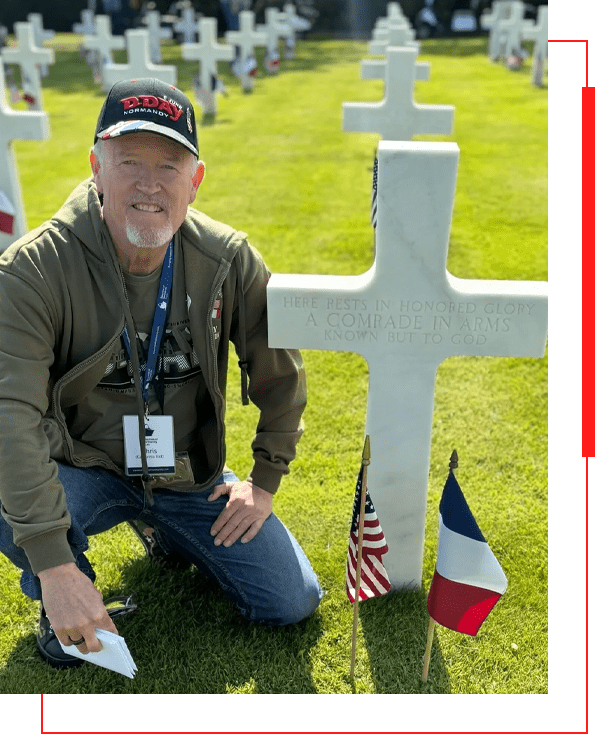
[123,415,176,476]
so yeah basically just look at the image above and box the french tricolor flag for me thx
[0,189,15,235]
[427,470,507,636]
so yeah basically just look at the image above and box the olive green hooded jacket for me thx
[0,179,306,575]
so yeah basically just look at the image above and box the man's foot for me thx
[36,596,137,670]
[36,607,83,670]
[127,519,191,570]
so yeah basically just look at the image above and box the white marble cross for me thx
[144,10,172,64]
[375,10,411,32]
[362,57,429,83]
[26,13,54,78]
[174,7,200,44]
[282,3,310,59]
[343,47,453,141]
[480,0,511,31]
[363,18,427,93]
[257,7,290,73]
[182,17,234,115]
[482,0,523,61]
[523,6,548,86]
[225,10,267,91]
[498,1,526,60]
[369,24,419,56]
[387,2,406,21]
[73,9,96,36]
[102,29,177,92]
[0,60,49,252]
[267,141,548,588]
[83,14,126,85]
[73,9,97,65]
[1,22,55,112]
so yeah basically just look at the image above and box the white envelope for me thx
[59,629,137,678]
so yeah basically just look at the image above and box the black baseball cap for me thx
[94,78,198,157]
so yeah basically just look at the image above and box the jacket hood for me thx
[52,178,111,264]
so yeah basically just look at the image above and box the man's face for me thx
[93,132,200,252]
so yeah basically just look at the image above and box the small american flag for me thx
[346,465,391,602]
[371,154,378,229]
[211,300,221,320]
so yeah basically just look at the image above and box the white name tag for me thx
[123,415,176,476]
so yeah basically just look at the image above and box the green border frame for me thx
[0,0,595,734]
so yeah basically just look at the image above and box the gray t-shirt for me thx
[69,243,207,470]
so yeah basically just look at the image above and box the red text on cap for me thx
[120,96,184,122]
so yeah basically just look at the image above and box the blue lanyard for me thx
[122,240,174,408]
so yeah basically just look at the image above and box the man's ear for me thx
[90,150,102,192]
[192,161,205,191]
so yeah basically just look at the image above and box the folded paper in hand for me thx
[59,629,137,678]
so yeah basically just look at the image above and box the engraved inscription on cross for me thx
[343,46,453,140]
[102,29,177,92]
[181,17,234,115]
[0,60,49,251]
[267,141,548,589]
[1,22,55,111]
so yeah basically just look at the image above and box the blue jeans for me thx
[0,463,323,625]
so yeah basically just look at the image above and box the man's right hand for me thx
[37,562,118,654]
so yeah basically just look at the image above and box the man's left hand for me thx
[208,479,273,547]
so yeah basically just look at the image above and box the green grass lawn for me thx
[0,35,546,696]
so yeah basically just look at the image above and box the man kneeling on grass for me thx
[0,78,322,669]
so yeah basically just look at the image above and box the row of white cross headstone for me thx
[0,4,309,249]
[0,17,53,251]
[481,0,548,85]
[267,1,547,589]
[70,8,301,104]
[342,10,454,143]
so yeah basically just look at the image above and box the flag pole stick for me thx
[421,617,436,682]
[350,434,371,685]
[422,450,458,683]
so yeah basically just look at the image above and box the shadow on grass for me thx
[117,559,324,694]
[358,589,451,693]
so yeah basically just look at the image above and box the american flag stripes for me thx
[371,154,378,229]
[346,465,391,602]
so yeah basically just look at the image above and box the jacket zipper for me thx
[51,321,125,473]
